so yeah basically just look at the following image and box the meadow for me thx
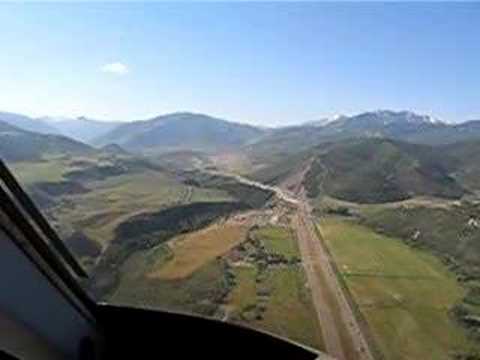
[10,154,233,250]
[106,221,324,352]
[226,225,324,351]
[54,171,232,247]
[149,223,248,280]
[10,157,71,184]
[255,225,300,260]
[319,217,475,359]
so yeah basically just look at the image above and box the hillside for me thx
[0,111,59,134]
[326,110,445,137]
[358,201,480,343]
[245,125,328,164]
[246,110,447,161]
[361,203,480,279]
[251,138,465,204]
[304,138,465,203]
[0,120,94,162]
[94,112,266,153]
[407,120,480,145]
[440,140,480,192]
[251,134,480,201]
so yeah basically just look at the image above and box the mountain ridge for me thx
[42,116,121,143]
[93,112,267,153]
[3,109,480,156]
[0,119,94,162]
[0,111,60,135]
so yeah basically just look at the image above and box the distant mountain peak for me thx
[305,114,347,127]
[0,111,60,134]
[94,112,266,153]
[306,110,445,129]
[332,113,347,121]
[366,110,445,125]
[40,115,121,143]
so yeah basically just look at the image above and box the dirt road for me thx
[210,170,375,359]
[294,196,374,360]
[293,211,346,359]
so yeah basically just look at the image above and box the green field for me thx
[319,217,475,360]
[10,154,118,185]
[226,225,324,351]
[106,223,324,351]
[254,225,300,260]
[10,154,234,250]
[228,264,324,350]
[10,158,70,184]
[110,252,229,317]
[54,171,231,244]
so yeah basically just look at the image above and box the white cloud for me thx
[101,62,129,75]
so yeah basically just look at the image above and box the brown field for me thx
[149,224,248,280]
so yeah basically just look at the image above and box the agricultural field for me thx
[110,252,230,317]
[8,152,238,272]
[319,216,476,359]
[104,222,236,313]
[8,150,280,308]
[224,224,324,351]
[10,158,69,184]
[52,171,232,247]
[227,265,324,350]
[149,223,248,280]
[102,216,324,352]
[108,221,251,315]
[255,225,300,260]
[105,220,243,316]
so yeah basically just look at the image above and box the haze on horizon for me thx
[0,2,478,126]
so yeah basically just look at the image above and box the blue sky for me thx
[0,2,478,126]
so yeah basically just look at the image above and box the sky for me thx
[0,2,478,126]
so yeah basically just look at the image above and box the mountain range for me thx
[42,116,121,143]
[0,119,93,162]
[0,112,120,143]
[2,108,480,206]
[245,110,463,161]
[2,108,480,162]
[0,111,60,135]
[92,112,265,153]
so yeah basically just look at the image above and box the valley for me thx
[2,109,480,359]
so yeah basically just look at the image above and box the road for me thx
[293,210,347,359]
[213,170,375,360]
[207,170,300,206]
[295,193,374,360]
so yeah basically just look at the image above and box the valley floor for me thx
[11,152,479,359]
[109,208,326,351]
[319,216,475,359]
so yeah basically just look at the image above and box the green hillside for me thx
[359,202,480,344]
[94,112,266,153]
[0,120,93,162]
[441,140,480,192]
[304,139,465,203]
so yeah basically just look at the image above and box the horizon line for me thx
[0,108,477,127]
